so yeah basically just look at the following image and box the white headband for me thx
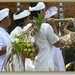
[45,6,58,19]
[13,10,30,20]
[0,8,9,21]
[29,2,45,11]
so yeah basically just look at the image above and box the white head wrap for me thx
[13,10,30,20]
[0,8,9,21]
[29,2,45,11]
[44,6,58,19]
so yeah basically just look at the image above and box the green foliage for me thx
[12,41,21,55]
[11,34,35,61]
[68,27,75,32]
[67,25,75,32]
[33,13,43,29]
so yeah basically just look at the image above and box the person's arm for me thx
[52,41,60,47]
[46,18,59,36]
[46,22,60,48]
[0,46,6,56]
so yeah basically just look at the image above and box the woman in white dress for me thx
[45,6,66,71]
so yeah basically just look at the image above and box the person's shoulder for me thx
[10,27,18,35]
[0,27,5,35]
[42,22,52,28]
[42,22,50,26]
[23,23,32,32]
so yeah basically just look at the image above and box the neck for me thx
[21,24,26,29]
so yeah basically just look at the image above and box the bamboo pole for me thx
[43,18,75,22]
[54,18,75,22]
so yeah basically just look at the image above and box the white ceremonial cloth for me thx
[35,23,59,71]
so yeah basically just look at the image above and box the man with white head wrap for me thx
[29,2,60,71]
[45,6,66,71]
[5,9,35,71]
[0,8,11,71]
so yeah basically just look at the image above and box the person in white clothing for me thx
[0,8,11,71]
[6,9,35,71]
[45,6,66,71]
[29,2,60,71]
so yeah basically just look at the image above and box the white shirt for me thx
[53,46,66,71]
[35,23,59,71]
[10,26,22,42]
[0,27,9,71]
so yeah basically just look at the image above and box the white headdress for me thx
[13,10,30,20]
[0,8,9,21]
[29,2,45,11]
[45,6,58,19]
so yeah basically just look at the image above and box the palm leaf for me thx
[33,16,39,25]
[33,13,43,29]
[38,13,43,29]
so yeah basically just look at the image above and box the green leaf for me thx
[33,13,43,29]
[12,41,21,54]
[38,14,43,29]
[33,16,39,25]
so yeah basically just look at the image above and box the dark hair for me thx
[14,16,28,26]
[30,2,38,7]
[15,10,24,15]
[30,11,40,18]
[14,10,28,26]
[29,2,40,18]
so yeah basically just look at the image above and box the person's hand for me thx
[46,18,59,36]
[46,18,56,27]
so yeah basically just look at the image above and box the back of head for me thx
[29,2,45,18]
[30,2,38,7]
[45,6,58,19]
[0,8,9,22]
[13,10,30,26]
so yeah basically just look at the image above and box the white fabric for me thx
[13,10,30,20]
[45,6,58,19]
[29,2,45,11]
[25,58,35,71]
[0,8,9,21]
[34,23,60,71]
[0,27,9,71]
[44,6,66,71]
[10,26,22,42]
[23,23,32,32]
[53,46,66,71]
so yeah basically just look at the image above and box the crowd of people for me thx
[0,2,67,71]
